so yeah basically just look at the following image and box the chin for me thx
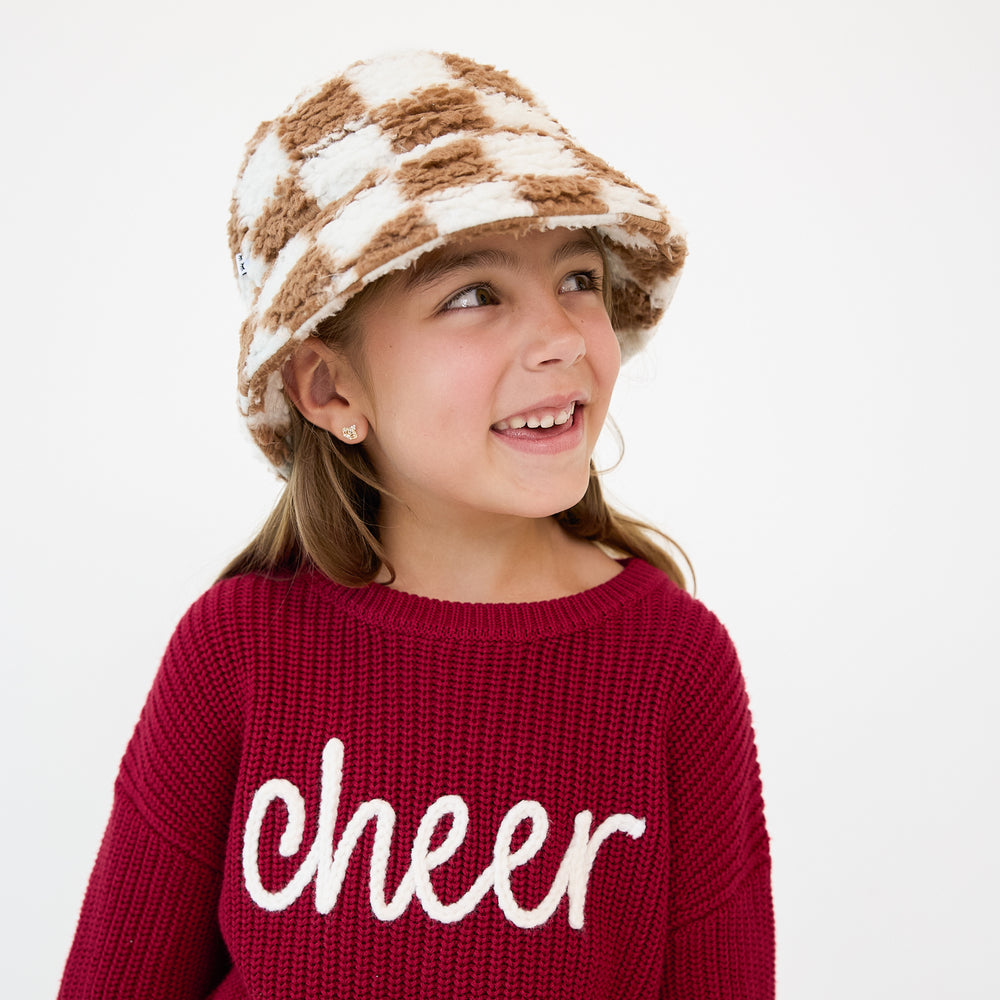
[516,481,592,521]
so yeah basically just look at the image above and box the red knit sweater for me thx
[59,559,773,999]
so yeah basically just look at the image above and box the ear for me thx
[283,339,371,444]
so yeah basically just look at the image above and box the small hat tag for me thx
[235,252,248,277]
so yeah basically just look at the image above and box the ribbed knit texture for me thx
[59,559,773,999]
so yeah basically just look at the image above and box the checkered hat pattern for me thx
[228,51,687,472]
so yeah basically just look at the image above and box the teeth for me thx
[493,402,576,432]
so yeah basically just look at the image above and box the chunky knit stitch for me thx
[59,559,773,999]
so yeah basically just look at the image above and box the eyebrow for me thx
[403,236,602,290]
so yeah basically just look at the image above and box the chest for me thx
[218,627,676,997]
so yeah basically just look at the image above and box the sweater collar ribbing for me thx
[308,558,670,641]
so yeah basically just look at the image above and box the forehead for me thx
[401,227,604,290]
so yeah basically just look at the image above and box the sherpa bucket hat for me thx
[229,50,687,473]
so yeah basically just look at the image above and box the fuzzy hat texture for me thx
[229,50,687,474]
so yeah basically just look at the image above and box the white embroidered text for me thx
[242,738,646,929]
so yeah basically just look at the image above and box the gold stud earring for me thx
[341,424,358,441]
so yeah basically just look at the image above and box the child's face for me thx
[352,227,621,528]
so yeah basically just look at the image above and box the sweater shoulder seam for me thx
[667,857,772,932]
[114,780,226,875]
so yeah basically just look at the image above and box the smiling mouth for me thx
[492,401,577,432]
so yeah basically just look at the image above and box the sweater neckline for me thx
[310,557,668,640]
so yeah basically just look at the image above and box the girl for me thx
[59,51,773,999]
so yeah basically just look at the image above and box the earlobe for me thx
[283,339,369,443]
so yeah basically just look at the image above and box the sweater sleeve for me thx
[59,583,247,999]
[663,604,774,999]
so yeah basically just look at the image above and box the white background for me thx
[2,1,998,996]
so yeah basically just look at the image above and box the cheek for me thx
[426,343,503,410]
[374,346,497,437]
[591,321,622,392]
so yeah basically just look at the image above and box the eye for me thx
[442,283,499,311]
[559,269,603,294]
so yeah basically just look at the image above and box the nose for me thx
[522,296,587,369]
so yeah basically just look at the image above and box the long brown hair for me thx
[220,241,691,592]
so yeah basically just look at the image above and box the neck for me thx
[377,511,621,603]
